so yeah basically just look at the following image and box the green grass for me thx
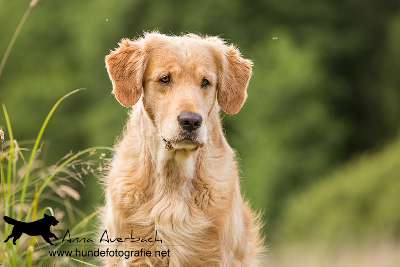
[0,91,111,266]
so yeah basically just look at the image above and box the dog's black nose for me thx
[178,112,202,132]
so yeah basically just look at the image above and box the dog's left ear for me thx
[216,44,253,115]
[105,38,146,108]
[44,214,49,217]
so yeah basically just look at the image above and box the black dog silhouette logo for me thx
[4,214,59,245]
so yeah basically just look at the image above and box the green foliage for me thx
[278,139,400,244]
[233,33,345,229]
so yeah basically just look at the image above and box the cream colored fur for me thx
[101,33,264,267]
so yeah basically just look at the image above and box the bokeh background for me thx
[1,0,400,265]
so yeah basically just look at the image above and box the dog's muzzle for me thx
[161,111,204,151]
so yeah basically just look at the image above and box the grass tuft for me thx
[0,92,111,267]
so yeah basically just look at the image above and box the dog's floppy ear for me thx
[105,38,146,108]
[216,43,253,115]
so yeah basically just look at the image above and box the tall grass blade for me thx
[19,88,85,219]
[2,105,15,220]
[0,0,40,80]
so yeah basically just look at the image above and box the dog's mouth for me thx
[162,134,203,151]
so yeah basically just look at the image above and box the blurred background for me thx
[1,0,400,265]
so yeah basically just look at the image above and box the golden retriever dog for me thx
[102,32,264,267]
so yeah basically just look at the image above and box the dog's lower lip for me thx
[179,139,196,144]
[162,137,202,150]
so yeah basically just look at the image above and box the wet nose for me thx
[178,112,203,132]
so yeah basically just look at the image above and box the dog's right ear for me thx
[105,39,146,108]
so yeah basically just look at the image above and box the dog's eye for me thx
[159,74,171,84]
[201,78,210,88]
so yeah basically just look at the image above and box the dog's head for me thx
[44,214,59,226]
[105,33,252,151]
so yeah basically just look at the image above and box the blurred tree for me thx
[233,34,345,234]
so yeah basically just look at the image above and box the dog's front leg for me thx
[42,234,55,245]
[50,232,58,240]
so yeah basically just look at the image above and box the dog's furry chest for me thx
[108,183,221,266]
[103,132,242,266]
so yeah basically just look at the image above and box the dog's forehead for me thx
[147,38,217,71]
